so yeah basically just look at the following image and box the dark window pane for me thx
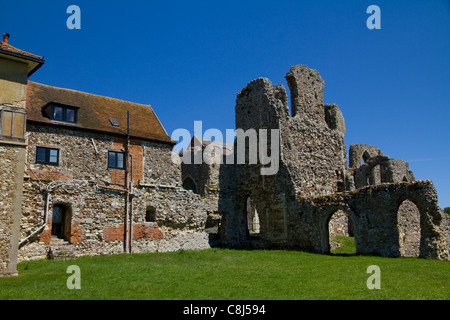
[53,106,63,120]
[66,108,75,123]
[108,152,116,168]
[36,147,59,165]
[108,151,125,169]
[36,147,47,162]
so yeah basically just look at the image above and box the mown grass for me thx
[330,236,357,255]
[0,248,448,300]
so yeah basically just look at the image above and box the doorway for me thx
[51,204,70,241]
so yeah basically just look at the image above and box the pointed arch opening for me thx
[327,209,356,255]
[182,176,198,194]
[246,196,260,238]
[360,150,371,166]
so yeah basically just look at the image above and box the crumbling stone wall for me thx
[353,155,415,189]
[215,65,449,260]
[282,65,348,197]
[218,65,348,247]
[349,144,383,169]
[397,199,421,257]
[180,139,232,196]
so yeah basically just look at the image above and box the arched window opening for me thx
[51,204,71,242]
[397,199,421,257]
[361,150,371,166]
[246,197,260,237]
[145,206,157,223]
[183,177,198,194]
[328,210,356,255]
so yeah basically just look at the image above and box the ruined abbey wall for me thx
[215,65,449,260]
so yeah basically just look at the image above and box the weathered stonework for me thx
[0,34,43,276]
[212,65,449,260]
[18,120,219,261]
[2,39,448,272]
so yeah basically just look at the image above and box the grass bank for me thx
[0,248,448,300]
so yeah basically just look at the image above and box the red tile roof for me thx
[0,40,45,76]
[0,41,44,61]
[27,81,175,145]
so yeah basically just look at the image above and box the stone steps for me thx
[47,238,76,260]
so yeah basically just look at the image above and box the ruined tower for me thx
[216,65,449,260]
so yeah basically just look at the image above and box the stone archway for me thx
[182,176,198,194]
[327,209,356,254]
[321,206,358,255]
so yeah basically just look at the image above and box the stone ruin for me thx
[184,64,449,260]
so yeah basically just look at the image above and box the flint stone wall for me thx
[354,155,415,189]
[19,183,218,261]
[18,123,217,261]
[216,65,449,260]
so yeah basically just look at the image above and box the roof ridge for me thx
[27,81,175,144]
[28,81,151,108]
[0,41,44,61]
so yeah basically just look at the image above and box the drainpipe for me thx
[124,111,131,253]
[18,182,52,249]
[129,154,133,253]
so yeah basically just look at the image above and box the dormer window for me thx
[51,103,78,124]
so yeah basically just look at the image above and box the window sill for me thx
[0,137,27,146]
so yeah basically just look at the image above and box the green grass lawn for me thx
[0,248,448,300]
[330,235,357,255]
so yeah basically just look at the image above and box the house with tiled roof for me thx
[0,32,46,277]
[0,34,216,270]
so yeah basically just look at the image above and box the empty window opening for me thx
[51,204,71,241]
[182,177,198,194]
[397,200,421,257]
[145,206,156,223]
[328,210,356,255]
[246,197,260,237]
[360,150,371,167]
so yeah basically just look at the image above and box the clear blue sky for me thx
[3,0,450,207]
